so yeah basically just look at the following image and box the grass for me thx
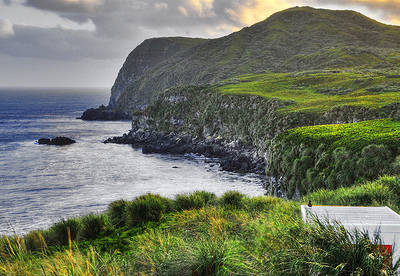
[1,183,400,275]
[276,118,400,153]
[218,68,400,114]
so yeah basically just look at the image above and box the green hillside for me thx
[109,6,400,112]
[219,68,400,114]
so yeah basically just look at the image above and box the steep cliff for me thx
[109,6,400,112]
[108,37,208,110]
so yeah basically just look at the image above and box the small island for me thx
[37,137,76,145]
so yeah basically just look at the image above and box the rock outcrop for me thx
[104,129,266,174]
[78,106,131,121]
[38,137,76,145]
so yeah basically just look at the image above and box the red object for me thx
[374,244,392,267]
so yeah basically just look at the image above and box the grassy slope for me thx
[277,118,400,153]
[218,68,400,114]
[2,178,400,275]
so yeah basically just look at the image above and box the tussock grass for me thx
[218,69,400,114]
[1,187,399,275]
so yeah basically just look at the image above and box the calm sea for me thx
[0,87,266,236]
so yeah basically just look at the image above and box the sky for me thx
[1,0,400,88]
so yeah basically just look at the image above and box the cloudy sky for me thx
[1,0,399,88]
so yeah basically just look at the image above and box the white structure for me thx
[301,205,400,267]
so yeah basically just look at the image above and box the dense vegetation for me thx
[266,119,400,198]
[2,177,400,275]
[136,66,400,198]
[219,68,400,114]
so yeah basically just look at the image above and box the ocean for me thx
[0,87,266,236]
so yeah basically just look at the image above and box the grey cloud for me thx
[24,0,261,39]
[0,24,131,60]
[25,0,102,14]
[305,0,400,22]
[0,18,14,37]
[5,0,294,63]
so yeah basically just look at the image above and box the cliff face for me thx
[109,6,400,113]
[108,37,207,110]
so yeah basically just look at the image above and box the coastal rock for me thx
[104,129,266,174]
[38,137,76,145]
[77,105,131,121]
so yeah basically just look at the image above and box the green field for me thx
[218,68,400,114]
[277,118,400,153]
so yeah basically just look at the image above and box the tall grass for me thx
[1,189,399,275]
[306,175,400,212]
[80,213,109,241]
[0,238,126,275]
[125,193,168,227]
[174,191,217,211]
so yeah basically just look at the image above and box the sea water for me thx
[0,87,266,236]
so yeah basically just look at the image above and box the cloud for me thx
[0,18,14,38]
[0,24,130,60]
[25,0,103,14]
[7,0,400,67]
[24,0,298,36]
[222,0,293,25]
[304,0,400,24]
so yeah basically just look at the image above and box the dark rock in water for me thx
[104,129,266,174]
[38,137,76,145]
[77,105,131,121]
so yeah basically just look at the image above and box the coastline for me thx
[104,127,267,174]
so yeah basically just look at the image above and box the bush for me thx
[174,191,217,211]
[221,191,246,209]
[48,218,81,246]
[80,213,109,241]
[245,196,280,212]
[190,235,241,275]
[125,194,167,227]
[132,230,188,275]
[108,199,128,228]
[24,230,47,253]
[357,144,392,179]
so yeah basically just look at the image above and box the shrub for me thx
[24,230,47,253]
[174,191,216,211]
[133,230,188,275]
[221,191,246,209]
[357,144,392,179]
[80,213,109,241]
[48,218,81,246]
[108,199,128,228]
[190,235,241,275]
[244,196,280,213]
[125,194,167,227]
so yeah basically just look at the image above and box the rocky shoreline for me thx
[77,105,131,121]
[104,128,267,174]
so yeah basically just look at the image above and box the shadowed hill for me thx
[109,6,400,112]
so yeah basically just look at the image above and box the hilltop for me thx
[109,6,400,112]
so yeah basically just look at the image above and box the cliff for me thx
[109,6,400,112]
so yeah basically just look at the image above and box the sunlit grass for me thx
[218,69,400,114]
[1,188,399,275]
[278,118,400,153]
